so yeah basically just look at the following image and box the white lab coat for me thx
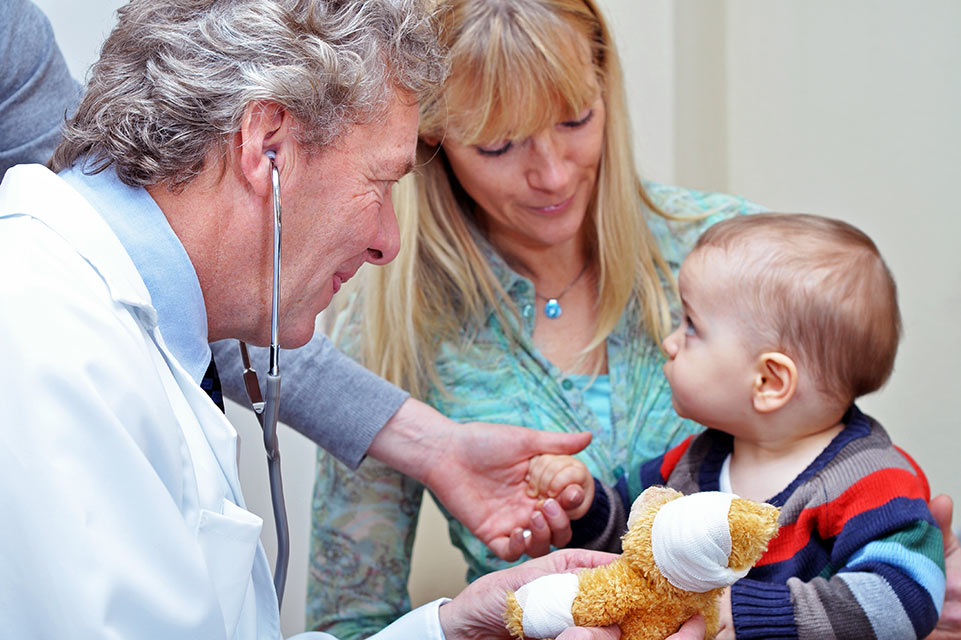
[0,164,282,638]
[0,165,448,640]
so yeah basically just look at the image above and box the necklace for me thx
[534,262,589,319]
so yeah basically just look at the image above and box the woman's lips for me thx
[529,194,575,214]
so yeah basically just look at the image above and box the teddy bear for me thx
[504,486,780,640]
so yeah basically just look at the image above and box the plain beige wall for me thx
[673,0,961,512]
[35,0,961,635]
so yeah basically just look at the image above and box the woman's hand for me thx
[927,494,961,639]
[437,549,707,640]
[368,399,592,561]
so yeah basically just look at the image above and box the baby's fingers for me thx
[545,465,590,499]
[526,454,567,497]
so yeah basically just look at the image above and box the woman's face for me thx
[441,94,606,257]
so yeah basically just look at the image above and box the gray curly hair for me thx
[50,0,447,188]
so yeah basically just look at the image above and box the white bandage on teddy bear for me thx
[648,491,751,592]
[511,573,580,638]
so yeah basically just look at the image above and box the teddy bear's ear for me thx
[627,486,682,531]
[727,498,781,571]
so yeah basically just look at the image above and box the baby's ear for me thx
[727,498,780,571]
[752,352,797,413]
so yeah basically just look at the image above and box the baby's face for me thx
[661,250,758,431]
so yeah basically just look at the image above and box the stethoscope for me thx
[238,150,290,608]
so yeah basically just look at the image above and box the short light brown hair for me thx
[693,213,901,404]
[50,0,447,189]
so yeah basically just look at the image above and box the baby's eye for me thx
[684,316,696,336]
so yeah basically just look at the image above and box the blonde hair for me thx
[343,0,676,398]
[693,213,902,403]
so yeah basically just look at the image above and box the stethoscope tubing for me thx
[239,151,290,608]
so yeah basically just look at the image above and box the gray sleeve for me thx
[210,333,409,470]
[0,0,83,175]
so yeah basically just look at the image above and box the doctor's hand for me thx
[367,398,591,561]
[437,548,707,640]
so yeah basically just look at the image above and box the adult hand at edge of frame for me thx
[927,494,961,640]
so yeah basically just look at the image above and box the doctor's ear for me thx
[752,352,797,413]
[238,101,291,198]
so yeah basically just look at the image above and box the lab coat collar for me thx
[0,164,247,500]
[59,162,212,383]
[0,164,156,321]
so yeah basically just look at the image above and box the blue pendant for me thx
[544,298,562,319]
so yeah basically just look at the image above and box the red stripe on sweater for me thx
[894,445,930,499]
[756,467,928,566]
[660,436,694,480]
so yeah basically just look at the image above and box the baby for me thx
[528,213,945,639]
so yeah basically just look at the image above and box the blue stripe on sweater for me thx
[638,455,666,492]
[848,541,945,615]
[832,497,936,560]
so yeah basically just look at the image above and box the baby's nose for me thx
[661,331,680,358]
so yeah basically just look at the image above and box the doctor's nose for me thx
[366,196,401,266]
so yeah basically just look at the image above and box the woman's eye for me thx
[561,109,594,129]
[476,140,513,157]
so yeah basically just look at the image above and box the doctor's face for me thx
[274,91,417,347]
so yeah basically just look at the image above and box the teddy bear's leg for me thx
[620,611,682,640]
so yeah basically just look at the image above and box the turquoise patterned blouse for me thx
[305,183,765,637]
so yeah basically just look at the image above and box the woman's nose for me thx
[526,132,571,192]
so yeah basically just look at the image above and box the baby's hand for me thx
[526,454,594,520]
[715,587,735,640]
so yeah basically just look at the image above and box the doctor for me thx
[0,0,688,638]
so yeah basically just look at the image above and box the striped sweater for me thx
[574,405,945,639]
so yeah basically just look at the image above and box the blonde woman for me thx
[306,0,764,636]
